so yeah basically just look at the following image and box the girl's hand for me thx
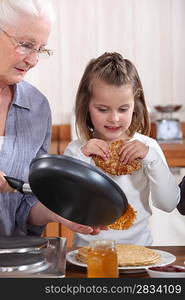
[0,171,16,192]
[119,140,149,164]
[81,138,109,160]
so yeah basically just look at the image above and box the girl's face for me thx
[89,80,135,142]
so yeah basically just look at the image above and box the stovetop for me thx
[0,237,66,278]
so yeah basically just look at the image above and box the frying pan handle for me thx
[4,176,32,194]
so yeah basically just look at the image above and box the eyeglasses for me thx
[0,28,53,59]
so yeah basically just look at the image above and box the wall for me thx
[25,0,185,124]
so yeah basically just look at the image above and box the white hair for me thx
[0,0,55,27]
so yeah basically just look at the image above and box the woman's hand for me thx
[57,216,108,235]
[81,138,109,160]
[89,226,108,235]
[0,171,16,192]
[119,140,149,164]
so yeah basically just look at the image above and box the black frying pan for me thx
[5,154,128,226]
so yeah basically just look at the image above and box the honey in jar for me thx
[87,240,118,278]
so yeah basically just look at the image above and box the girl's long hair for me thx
[75,52,150,141]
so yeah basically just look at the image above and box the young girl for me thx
[64,52,180,246]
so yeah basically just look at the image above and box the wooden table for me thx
[66,246,185,278]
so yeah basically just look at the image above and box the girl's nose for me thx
[108,112,119,122]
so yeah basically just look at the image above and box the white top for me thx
[0,136,5,151]
[64,133,180,247]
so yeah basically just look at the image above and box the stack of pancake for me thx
[76,244,161,267]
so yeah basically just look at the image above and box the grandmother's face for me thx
[0,16,51,87]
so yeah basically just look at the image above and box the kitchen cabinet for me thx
[150,122,185,167]
[43,223,74,247]
[159,141,185,167]
[43,124,73,247]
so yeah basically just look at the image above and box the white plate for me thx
[66,249,176,273]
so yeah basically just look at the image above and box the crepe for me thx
[108,204,137,230]
[76,246,89,264]
[76,244,161,267]
[116,244,160,266]
[92,140,141,176]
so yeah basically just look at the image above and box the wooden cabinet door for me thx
[43,223,73,247]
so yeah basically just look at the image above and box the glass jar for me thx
[87,239,118,278]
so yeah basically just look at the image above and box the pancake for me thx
[76,244,161,267]
[92,140,141,176]
[76,246,89,264]
[116,244,160,266]
[108,204,137,230]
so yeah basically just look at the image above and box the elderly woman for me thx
[0,0,105,236]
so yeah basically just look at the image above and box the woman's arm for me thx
[28,201,107,234]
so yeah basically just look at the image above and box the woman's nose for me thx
[23,52,39,67]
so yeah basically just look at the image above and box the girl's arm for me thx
[142,144,180,212]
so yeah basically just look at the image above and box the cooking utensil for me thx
[4,154,128,226]
[4,176,32,194]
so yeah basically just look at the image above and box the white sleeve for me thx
[142,142,180,212]
[64,140,93,164]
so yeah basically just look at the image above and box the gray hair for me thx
[0,0,55,26]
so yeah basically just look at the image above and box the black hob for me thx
[0,236,66,277]
[0,236,48,253]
